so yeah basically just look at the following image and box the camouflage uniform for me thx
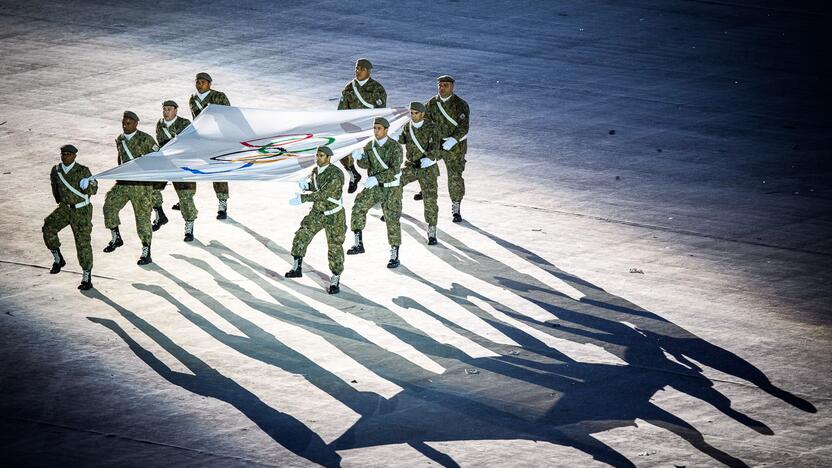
[351,138,403,246]
[103,131,158,244]
[426,94,470,203]
[190,89,231,200]
[291,164,346,275]
[155,116,197,222]
[398,119,441,226]
[43,163,98,269]
[338,77,387,170]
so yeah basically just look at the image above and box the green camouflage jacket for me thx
[425,94,469,153]
[397,120,440,166]
[50,162,97,206]
[115,130,158,185]
[189,89,230,118]
[155,116,191,147]
[356,138,402,185]
[300,164,344,213]
[338,78,387,109]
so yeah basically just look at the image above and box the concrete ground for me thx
[1,0,830,466]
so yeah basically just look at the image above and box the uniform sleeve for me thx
[337,84,349,110]
[427,125,440,160]
[301,171,342,203]
[82,166,98,196]
[50,167,61,203]
[155,122,165,146]
[115,138,123,165]
[189,96,198,119]
[217,92,230,106]
[374,83,387,108]
[355,142,371,170]
[450,99,470,142]
[374,144,402,184]
[397,125,409,145]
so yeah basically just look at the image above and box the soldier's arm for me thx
[427,125,441,160]
[450,100,470,142]
[355,142,371,170]
[301,172,340,203]
[50,167,61,203]
[375,84,387,108]
[189,97,197,119]
[216,92,230,106]
[82,166,98,195]
[115,138,123,165]
[337,85,349,110]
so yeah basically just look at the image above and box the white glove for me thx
[363,176,378,189]
[442,137,458,151]
[351,148,366,160]
[419,157,433,168]
[297,178,309,191]
[389,127,403,141]
[289,193,302,206]
[79,177,94,190]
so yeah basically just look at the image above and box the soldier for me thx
[102,110,158,265]
[337,58,387,194]
[189,72,231,219]
[285,146,346,294]
[42,144,98,290]
[156,100,198,242]
[398,101,441,245]
[422,75,470,223]
[346,117,404,268]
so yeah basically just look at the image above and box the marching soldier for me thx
[337,58,387,194]
[398,101,441,245]
[285,146,346,294]
[189,72,231,219]
[42,144,97,290]
[346,117,404,268]
[156,100,198,241]
[102,111,157,265]
[423,75,470,223]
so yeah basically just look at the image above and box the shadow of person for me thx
[84,289,341,467]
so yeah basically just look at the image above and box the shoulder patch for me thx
[460,113,466,119]
[376,99,382,105]
[152,145,159,151]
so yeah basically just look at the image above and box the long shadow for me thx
[84,290,340,467]
[88,215,817,467]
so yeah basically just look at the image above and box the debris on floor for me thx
[629,268,644,274]
[464,368,480,375]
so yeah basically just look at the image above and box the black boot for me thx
[78,270,93,290]
[427,225,437,245]
[346,231,364,255]
[387,246,400,268]
[184,221,194,242]
[103,228,123,253]
[49,249,66,274]
[216,200,227,220]
[347,166,362,194]
[152,206,169,232]
[172,202,181,210]
[414,192,423,201]
[285,256,303,278]
[137,243,152,265]
[452,201,462,223]
[328,274,340,294]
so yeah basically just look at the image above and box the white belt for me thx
[351,80,374,109]
[324,197,343,216]
[383,172,402,188]
[56,166,90,208]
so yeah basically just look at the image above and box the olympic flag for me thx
[94,105,410,182]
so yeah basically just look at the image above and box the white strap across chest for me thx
[351,80,374,109]
[193,95,204,110]
[55,165,90,208]
[370,145,388,170]
[436,99,458,126]
[408,122,426,155]
[120,139,135,162]
[160,120,173,140]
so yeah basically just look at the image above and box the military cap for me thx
[123,110,140,122]
[317,146,333,157]
[196,72,212,82]
[162,100,178,108]
[409,101,426,113]
[373,117,390,128]
[437,75,455,83]
[355,58,373,70]
[60,144,78,154]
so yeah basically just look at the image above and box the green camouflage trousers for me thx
[401,164,439,226]
[213,182,229,201]
[103,184,153,244]
[291,209,346,275]
[153,182,198,222]
[351,185,403,246]
[439,150,466,203]
[42,204,93,270]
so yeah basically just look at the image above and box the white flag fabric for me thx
[94,105,410,182]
